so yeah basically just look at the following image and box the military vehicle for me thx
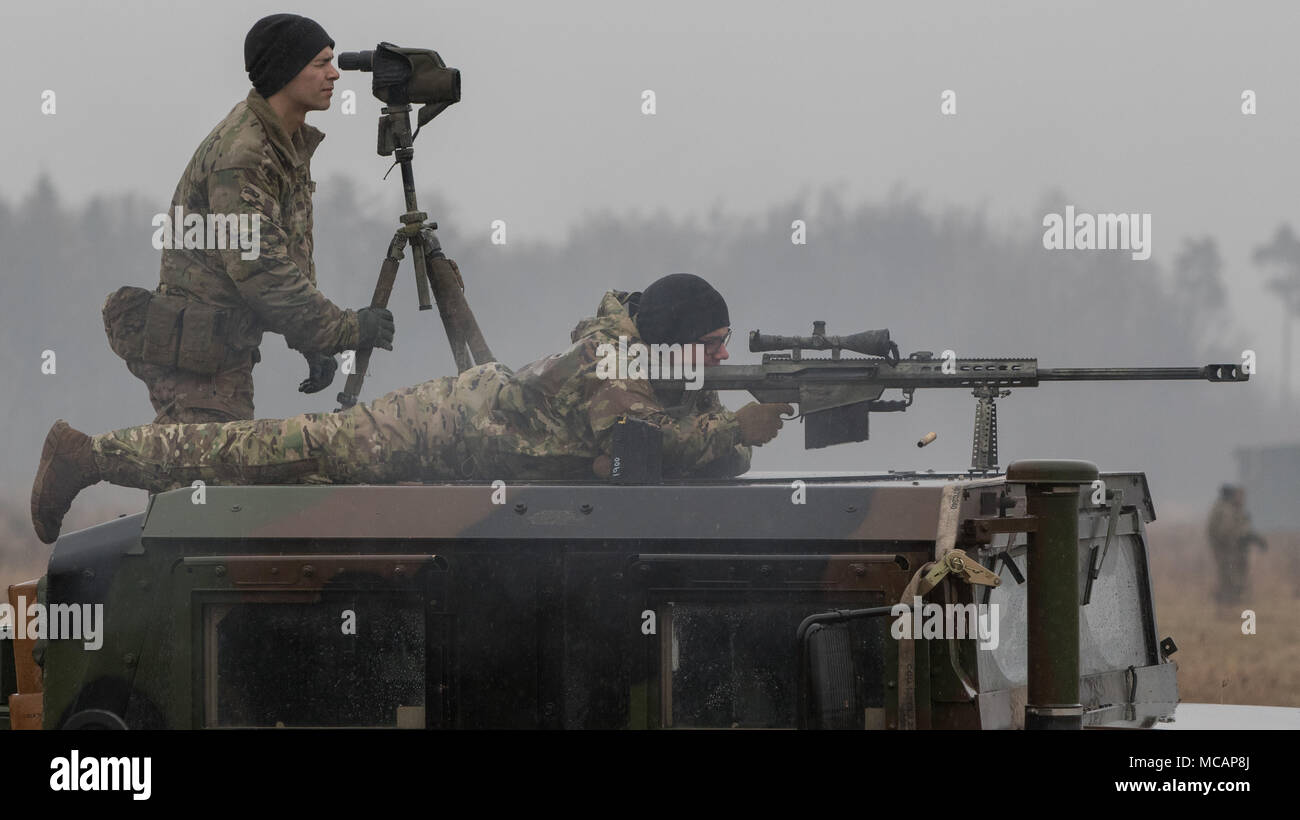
[0,44,1264,731]
[0,467,1169,730]
[0,323,1252,730]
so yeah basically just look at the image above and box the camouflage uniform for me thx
[134,90,360,423]
[93,292,750,490]
[1207,494,1253,605]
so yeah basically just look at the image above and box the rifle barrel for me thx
[1040,367,1202,380]
[1039,365,1247,382]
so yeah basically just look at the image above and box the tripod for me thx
[336,101,494,410]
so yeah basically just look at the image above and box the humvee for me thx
[3,40,1249,731]
[3,459,1179,730]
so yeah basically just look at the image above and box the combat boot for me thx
[31,420,101,544]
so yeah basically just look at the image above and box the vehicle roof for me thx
[139,479,955,542]
[123,469,1149,543]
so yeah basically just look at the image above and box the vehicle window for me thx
[662,600,884,728]
[203,594,425,728]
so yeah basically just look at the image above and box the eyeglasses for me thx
[697,330,732,354]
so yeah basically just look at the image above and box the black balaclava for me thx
[630,273,730,345]
[244,14,335,99]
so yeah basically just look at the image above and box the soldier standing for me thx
[103,13,394,423]
[1206,484,1267,605]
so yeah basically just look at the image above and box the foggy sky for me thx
[7,1,1300,317]
[2,0,1299,529]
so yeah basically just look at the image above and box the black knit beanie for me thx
[630,273,730,345]
[244,14,335,98]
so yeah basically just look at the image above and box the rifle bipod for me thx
[970,384,1011,473]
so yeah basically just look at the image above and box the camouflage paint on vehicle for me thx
[29,470,1177,729]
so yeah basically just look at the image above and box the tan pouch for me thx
[177,302,230,375]
[140,294,185,367]
[102,286,154,362]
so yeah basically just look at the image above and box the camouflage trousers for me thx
[1210,538,1248,605]
[93,363,515,494]
[126,348,259,423]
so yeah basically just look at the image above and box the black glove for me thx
[357,307,395,351]
[297,351,338,394]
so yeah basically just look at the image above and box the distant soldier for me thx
[35,274,794,543]
[102,13,394,424]
[1206,484,1267,605]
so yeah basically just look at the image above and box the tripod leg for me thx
[336,230,407,410]
[408,230,471,373]
[417,229,495,370]
[427,256,495,367]
[445,258,496,366]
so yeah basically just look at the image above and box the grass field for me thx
[1146,521,1300,708]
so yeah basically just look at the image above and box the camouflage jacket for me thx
[1207,498,1252,548]
[465,291,751,480]
[156,90,359,354]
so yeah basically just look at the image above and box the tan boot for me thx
[31,420,101,544]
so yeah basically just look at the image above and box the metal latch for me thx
[918,549,1001,595]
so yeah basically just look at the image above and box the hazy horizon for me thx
[3,0,1298,545]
